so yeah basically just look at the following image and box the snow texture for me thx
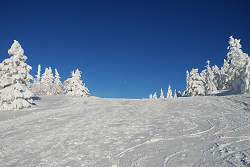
[0,94,250,166]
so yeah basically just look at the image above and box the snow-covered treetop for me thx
[8,40,27,61]
[72,69,82,80]
[227,36,248,68]
[35,64,41,81]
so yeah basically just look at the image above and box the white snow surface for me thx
[0,94,250,166]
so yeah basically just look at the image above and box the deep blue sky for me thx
[1,0,250,99]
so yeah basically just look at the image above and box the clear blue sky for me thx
[0,0,250,99]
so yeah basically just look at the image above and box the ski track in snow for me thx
[0,94,250,166]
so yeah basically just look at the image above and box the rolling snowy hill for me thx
[0,94,250,166]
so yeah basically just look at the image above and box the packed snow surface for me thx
[0,94,250,166]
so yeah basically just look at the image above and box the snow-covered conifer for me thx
[220,59,230,90]
[149,94,153,99]
[53,69,63,95]
[166,85,173,98]
[226,36,250,93]
[159,88,164,98]
[185,68,205,96]
[152,92,157,99]
[212,65,221,90]
[174,89,177,98]
[64,69,90,97]
[204,60,217,94]
[36,64,41,81]
[40,67,55,95]
[31,64,42,95]
[241,60,250,93]
[0,40,33,110]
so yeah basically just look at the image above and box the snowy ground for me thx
[0,94,250,167]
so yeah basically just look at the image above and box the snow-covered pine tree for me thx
[31,64,42,95]
[220,59,230,90]
[152,92,157,99]
[226,36,250,93]
[40,67,55,95]
[63,69,90,97]
[36,64,41,82]
[0,40,33,110]
[241,60,250,93]
[159,88,164,98]
[53,69,63,95]
[149,94,153,99]
[212,65,221,90]
[166,85,173,98]
[183,70,190,96]
[185,68,205,96]
[174,89,177,98]
[204,60,217,94]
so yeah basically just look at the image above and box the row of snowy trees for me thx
[184,36,250,96]
[149,36,250,98]
[0,40,90,110]
[31,65,89,97]
[149,85,182,99]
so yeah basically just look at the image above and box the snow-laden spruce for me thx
[166,85,173,98]
[0,40,33,110]
[63,69,90,97]
[185,68,205,96]
[159,88,164,98]
[54,69,63,95]
[203,60,217,94]
[227,36,250,93]
[40,67,55,95]
[31,64,42,96]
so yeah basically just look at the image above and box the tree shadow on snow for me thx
[215,90,242,96]
[31,96,41,101]
[31,96,41,105]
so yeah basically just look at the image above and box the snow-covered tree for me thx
[166,85,173,98]
[174,89,177,98]
[204,60,217,94]
[159,88,164,98]
[185,68,205,96]
[220,59,230,90]
[226,36,250,93]
[149,94,153,99]
[53,69,63,95]
[152,92,157,99]
[40,67,54,95]
[0,40,33,110]
[64,69,90,97]
[212,65,221,90]
[241,60,250,93]
[31,64,42,95]
[36,64,41,82]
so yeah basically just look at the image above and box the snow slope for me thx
[0,94,250,166]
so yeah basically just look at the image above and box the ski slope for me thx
[0,94,250,166]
